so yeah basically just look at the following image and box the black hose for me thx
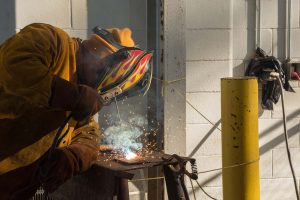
[47,113,73,159]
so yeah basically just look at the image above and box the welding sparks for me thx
[102,114,148,158]
[125,151,137,160]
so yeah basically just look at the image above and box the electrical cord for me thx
[271,72,300,200]
[47,113,73,158]
[128,176,164,182]
[48,87,102,158]
[189,177,197,200]
[195,180,218,200]
[152,76,222,132]
[172,86,222,132]
[197,158,259,174]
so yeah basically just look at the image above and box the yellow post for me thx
[221,77,260,200]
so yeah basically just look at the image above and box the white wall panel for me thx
[16,0,71,29]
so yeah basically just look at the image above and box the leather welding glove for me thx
[38,120,100,193]
[38,144,97,193]
[50,76,103,121]
[0,158,41,200]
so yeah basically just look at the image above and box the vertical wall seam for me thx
[164,0,186,155]
[229,0,233,77]
[69,0,73,29]
[255,0,261,48]
[271,28,274,55]
[271,148,274,178]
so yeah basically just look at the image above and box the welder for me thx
[0,23,152,199]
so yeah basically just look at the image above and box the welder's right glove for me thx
[50,76,103,121]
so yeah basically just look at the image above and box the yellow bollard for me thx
[221,77,260,200]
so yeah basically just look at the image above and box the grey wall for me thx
[0,0,15,43]
[83,0,148,131]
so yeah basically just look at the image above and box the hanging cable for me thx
[195,180,218,200]
[47,113,73,158]
[128,176,165,182]
[189,177,197,200]
[271,72,299,200]
[152,76,222,132]
[197,158,259,174]
[172,86,222,132]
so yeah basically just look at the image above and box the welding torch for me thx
[47,84,122,156]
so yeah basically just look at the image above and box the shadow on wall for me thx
[276,0,287,60]
[188,108,300,197]
[87,0,130,34]
[86,0,148,129]
[0,0,15,43]
[86,1,148,200]
[246,0,255,60]
[86,0,148,130]
[87,0,147,49]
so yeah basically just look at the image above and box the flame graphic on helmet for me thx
[121,53,152,91]
[98,49,152,93]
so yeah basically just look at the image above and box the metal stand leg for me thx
[163,154,198,200]
[164,164,190,200]
[114,178,129,200]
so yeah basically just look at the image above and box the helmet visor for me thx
[98,48,153,103]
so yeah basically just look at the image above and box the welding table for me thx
[93,152,197,200]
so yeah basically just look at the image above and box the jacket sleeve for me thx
[0,23,68,107]
[64,119,100,173]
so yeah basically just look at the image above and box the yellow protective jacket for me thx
[0,23,80,174]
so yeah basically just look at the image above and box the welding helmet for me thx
[92,27,153,104]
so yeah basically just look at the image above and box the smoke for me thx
[102,114,148,154]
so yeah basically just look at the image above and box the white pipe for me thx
[285,0,291,61]
[255,0,261,48]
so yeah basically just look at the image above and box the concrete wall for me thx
[186,0,300,199]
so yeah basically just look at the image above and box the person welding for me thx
[0,23,152,199]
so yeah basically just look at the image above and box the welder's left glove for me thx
[38,120,100,193]
[39,144,96,192]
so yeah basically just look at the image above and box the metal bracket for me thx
[162,154,198,200]
[99,87,123,104]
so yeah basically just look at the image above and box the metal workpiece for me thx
[221,78,260,200]
[94,152,195,176]
[94,152,197,200]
